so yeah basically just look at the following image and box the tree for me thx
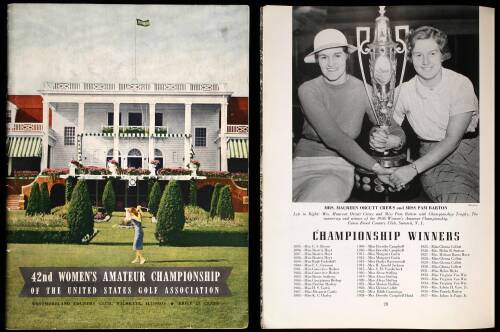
[102,179,116,215]
[148,181,161,217]
[65,176,77,203]
[189,179,197,206]
[39,182,51,214]
[147,178,156,202]
[209,183,224,218]
[67,180,94,243]
[26,182,41,216]
[155,180,185,245]
[216,185,234,220]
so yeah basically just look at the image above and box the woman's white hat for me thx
[304,29,357,63]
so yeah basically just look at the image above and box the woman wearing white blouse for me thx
[372,26,479,202]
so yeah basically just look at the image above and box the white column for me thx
[113,103,120,166]
[77,102,85,135]
[184,102,192,167]
[148,102,155,163]
[40,98,49,170]
[8,157,12,176]
[220,101,228,171]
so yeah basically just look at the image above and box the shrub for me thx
[65,176,77,203]
[185,205,209,223]
[147,178,156,200]
[148,181,161,217]
[216,185,234,220]
[7,212,67,229]
[39,182,51,214]
[26,182,41,216]
[67,180,94,243]
[51,204,97,219]
[102,179,116,215]
[189,179,197,206]
[155,180,185,245]
[209,183,224,218]
[51,204,69,219]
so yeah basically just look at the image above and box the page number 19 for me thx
[383,302,389,307]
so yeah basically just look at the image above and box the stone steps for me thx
[6,195,22,210]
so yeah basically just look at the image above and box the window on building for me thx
[155,113,163,126]
[154,149,163,169]
[127,148,142,168]
[64,127,76,145]
[128,113,142,126]
[172,151,178,163]
[7,109,11,123]
[106,149,121,166]
[107,113,122,126]
[194,127,207,147]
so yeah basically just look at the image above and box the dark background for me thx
[292,5,480,153]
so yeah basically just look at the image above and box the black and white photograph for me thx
[292,5,480,203]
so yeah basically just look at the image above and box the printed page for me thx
[262,5,494,329]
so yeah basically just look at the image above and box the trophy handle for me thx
[356,27,378,124]
[393,25,409,112]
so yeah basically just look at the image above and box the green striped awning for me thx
[227,138,248,159]
[7,137,42,157]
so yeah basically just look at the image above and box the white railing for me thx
[227,125,248,134]
[43,82,228,94]
[7,122,44,134]
[100,125,169,134]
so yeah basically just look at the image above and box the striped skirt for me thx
[419,136,479,203]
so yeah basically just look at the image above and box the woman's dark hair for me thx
[406,26,451,63]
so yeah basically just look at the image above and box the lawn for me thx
[5,209,248,329]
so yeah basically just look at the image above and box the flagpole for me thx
[134,20,137,82]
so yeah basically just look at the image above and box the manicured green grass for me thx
[6,210,248,329]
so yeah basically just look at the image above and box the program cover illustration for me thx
[5,4,249,329]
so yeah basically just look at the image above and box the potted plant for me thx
[189,159,200,176]
[68,160,82,176]
[149,159,160,176]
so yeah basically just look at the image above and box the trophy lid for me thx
[369,6,396,48]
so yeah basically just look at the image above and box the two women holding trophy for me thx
[293,7,479,203]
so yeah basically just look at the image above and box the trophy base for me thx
[353,151,419,202]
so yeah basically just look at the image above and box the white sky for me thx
[8,4,249,96]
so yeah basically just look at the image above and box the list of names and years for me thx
[356,244,413,298]
[293,243,470,299]
[420,244,469,298]
[293,244,341,297]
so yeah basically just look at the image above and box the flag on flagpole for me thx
[136,19,151,27]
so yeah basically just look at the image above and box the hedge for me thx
[148,181,161,217]
[216,185,235,220]
[189,179,198,206]
[65,176,77,203]
[7,230,70,244]
[155,180,185,245]
[209,183,224,218]
[40,182,51,214]
[67,180,95,243]
[26,182,41,216]
[102,179,116,214]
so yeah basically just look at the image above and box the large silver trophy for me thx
[353,6,413,200]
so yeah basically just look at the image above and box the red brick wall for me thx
[228,97,248,125]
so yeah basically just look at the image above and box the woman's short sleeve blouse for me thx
[393,68,478,141]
